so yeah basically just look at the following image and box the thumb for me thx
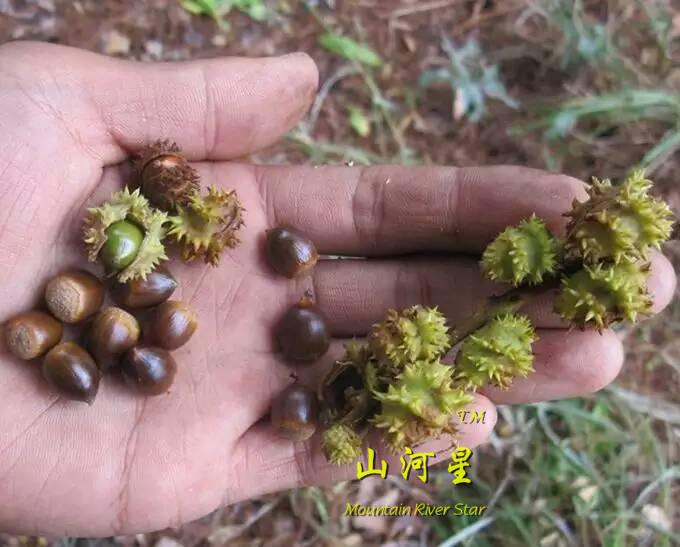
[0,41,318,161]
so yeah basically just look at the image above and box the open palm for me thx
[0,42,674,537]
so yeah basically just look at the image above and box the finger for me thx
[481,328,624,404]
[306,250,675,337]
[258,164,587,254]
[232,394,496,498]
[1,42,318,161]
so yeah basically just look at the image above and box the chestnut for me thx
[277,296,330,364]
[42,342,100,405]
[271,383,319,441]
[149,300,197,350]
[4,311,63,360]
[110,268,177,309]
[45,270,104,323]
[121,345,177,395]
[88,307,140,369]
[265,226,319,278]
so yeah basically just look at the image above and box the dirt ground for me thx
[0,1,679,546]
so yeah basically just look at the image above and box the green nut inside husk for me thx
[82,187,168,282]
[100,220,144,272]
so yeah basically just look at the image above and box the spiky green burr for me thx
[565,169,673,264]
[372,359,473,453]
[82,187,168,282]
[555,262,652,330]
[455,314,536,390]
[369,306,451,374]
[481,214,560,286]
[322,423,363,465]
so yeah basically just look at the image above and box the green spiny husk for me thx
[372,359,473,454]
[481,214,560,286]
[166,186,244,266]
[565,169,674,264]
[555,261,652,330]
[319,341,377,427]
[455,314,536,390]
[82,187,168,282]
[322,423,363,464]
[369,306,450,374]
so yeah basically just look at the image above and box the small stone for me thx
[37,0,55,12]
[641,504,670,531]
[144,40,163,59]
[103,29,131,56]
[212,34,228,47]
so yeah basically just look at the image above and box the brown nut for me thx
[277,296,330,364]
[265,227,319,278]
[42,342,100,405]
[110,268,177,309]
[45,270,104,323]
[4,311,63,360]
[150,300,197,350]
[121,345,177,395]
[271,383,319,441]
[89,307,140,361]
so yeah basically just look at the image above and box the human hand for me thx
[0,42,674,537]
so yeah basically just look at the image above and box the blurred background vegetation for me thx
[0,0,679,545]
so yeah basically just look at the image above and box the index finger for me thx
[258,164,588,255]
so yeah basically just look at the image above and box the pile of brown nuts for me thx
[265,226,328,442]
[4,267,196,404]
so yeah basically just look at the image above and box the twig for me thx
[452,3,524,37]
[382,0,464,19]
[485,450,516,511]
[307,64,359,132]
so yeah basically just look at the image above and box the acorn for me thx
[277,294,330,364]
[4,311,63,360]
[150,300,197,350]
[271,383,319,441]
[265,227,319,278]
[88,307,140,370]
[110,268,178,309]
[45,270,104,323]
[121,345,177,395]
[99,220,144,273]
[42,342,100,405]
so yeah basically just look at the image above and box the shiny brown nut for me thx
[121,345,177,395]
[271,383,319,441]
[150,300,197,350]
[4,311,63,360]
[265,227,319,278]
[42,342,100,405]
[89,307,140,357]
[277,296,330,364]
[110,268,177,309]
[45,270,104,323]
